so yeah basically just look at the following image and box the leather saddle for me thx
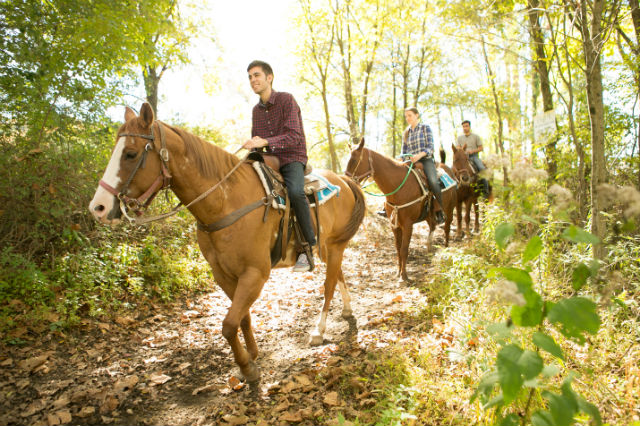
[247,151,319,269]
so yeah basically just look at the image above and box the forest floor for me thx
[0,206,486,426]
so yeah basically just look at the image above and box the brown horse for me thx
[449,144,491,237]
[89,103,365,382]
[345,139,456,282]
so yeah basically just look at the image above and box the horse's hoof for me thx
[241,361,260,383]
[341,308,353,319]
[309,332,323,346]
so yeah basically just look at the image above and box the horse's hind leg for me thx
[337,268,353,318]
[310,245,345,346]
[240,313,258,360]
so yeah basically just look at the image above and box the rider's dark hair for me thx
[405,107,420,116]
[461,119,471,126]
[247,60,274,78]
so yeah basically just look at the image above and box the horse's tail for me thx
[332,176,366,244]
[440,147,446,164]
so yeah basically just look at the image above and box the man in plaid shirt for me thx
[401,107,445,225]
[242,60,316,272]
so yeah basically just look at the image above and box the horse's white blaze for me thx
[88,137,126,222]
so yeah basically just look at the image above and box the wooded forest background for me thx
[1,0,639,425]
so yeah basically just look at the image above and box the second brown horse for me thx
[345,139,456,282]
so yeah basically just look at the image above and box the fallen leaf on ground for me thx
[324,391,340,406]
[19,354,51,372]
[149,373,171,386]
[222,414,248,425]
[192,383,217,395]
[227,375,244,391]
[279,411,303,423]
[114,375,139,393]
[293,374,312,386]
[76,406,95,418]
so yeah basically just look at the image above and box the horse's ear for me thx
[124,106,137,122]
[462,143,467,151]
[357,137,365,150]
[451,143,457,153]
[139,103,155,129]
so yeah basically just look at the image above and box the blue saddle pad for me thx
[439,173,457,191]
[275,172,340,208]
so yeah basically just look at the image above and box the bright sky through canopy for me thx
[150,0,299,141]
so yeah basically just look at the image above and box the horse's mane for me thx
[166,124,240,180]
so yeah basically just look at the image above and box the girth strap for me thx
[197,195,274,233]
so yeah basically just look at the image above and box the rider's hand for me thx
[411,153,424,163]
[242,136,268,150]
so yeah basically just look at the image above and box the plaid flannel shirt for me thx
[402,122,434,159]
[251,91,308,166]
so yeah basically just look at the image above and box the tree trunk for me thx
[527,0,558,180]
[630,0,640,188]
[580,0,608,258]
[143,65,161,117]
[481,36,509,186]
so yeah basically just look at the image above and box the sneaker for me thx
[293,253,312,272]
[376,210,387,217]
[436,211,446,225]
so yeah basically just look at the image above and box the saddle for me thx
[247,152,326,269]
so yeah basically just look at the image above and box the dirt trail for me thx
[0,208,460,426]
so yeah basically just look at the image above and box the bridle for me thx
[345,148,375,184]
[99,121,172,218]
[98,120,249,226]
[452,152,475,185]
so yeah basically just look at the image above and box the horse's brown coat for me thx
[90,104,365,381]
[345,139,456,282]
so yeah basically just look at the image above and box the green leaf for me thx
[571,263,591,290]
[517,350,544,380]
[483,393,504,409]
[498,413,519,426]
[522,235,543,264]
[547,297,601,343]
[532,332,565,360]
[496,344,524,403]
[542,364,561,377]
[495,223,515,249]
[510,290,543,327]
[497,267,533,287]
[531,410,555,426]
[542,390,577,426]
[486,322,515,340]
[562,225,600,245]
[577,397,603,425]
[471,370,500,402]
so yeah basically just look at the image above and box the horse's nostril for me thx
[94,204,105,212]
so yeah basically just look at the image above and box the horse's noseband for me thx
[99,121,172,217]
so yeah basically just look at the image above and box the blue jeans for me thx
[417,157,443,210]
[280,162,316,247]
[469,154,486,172]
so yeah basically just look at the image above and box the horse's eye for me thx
[124,151,137,160]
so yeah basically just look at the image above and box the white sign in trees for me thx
[533,110,556,142]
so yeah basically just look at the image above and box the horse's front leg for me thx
[392,226,404,278]
[455,201,463,239]
[221,267,266,382]
[399,223,413,282]
[464,200,472,238]
[473,201,480,234]
[240,313,258,361]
